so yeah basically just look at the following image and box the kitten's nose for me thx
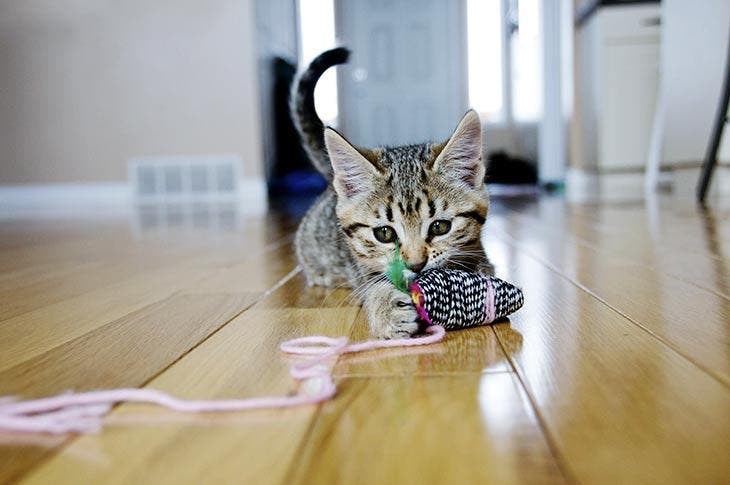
[407,260,427,273]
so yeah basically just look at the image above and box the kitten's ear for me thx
[432,109,485,189]
[325,128,380,198]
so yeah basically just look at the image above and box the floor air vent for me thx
[128,156,241,201]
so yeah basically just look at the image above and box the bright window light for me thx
[511,0,543,122]
[467,0,504,122]
[298,0,338,123]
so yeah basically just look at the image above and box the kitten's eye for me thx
[373,226,397,243]
[428,220,452,237]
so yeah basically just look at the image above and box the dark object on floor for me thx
[486,151,538,185]
[268,168,327,195]
[543,181,565,193]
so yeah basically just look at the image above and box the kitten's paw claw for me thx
[366,285,420,339]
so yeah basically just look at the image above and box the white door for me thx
[335,0,467,147]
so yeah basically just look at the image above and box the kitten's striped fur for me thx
[293,48,493,338]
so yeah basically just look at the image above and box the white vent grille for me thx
[128,156,241,201]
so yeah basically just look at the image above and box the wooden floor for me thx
[0,195,729,484]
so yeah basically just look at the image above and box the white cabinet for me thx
[575,4,661,171]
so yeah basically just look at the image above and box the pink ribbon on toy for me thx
[408,281,432,325]
[484,280,495,324]
[0,325,446,435]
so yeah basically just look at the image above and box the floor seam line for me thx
[492,230,730,390]
[500,208,730,302]
[491,325,578,484]
[11,263,301,483]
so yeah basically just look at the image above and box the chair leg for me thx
[697,33,730,203]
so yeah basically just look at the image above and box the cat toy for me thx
[386,248,524,330]
[0,326,445,434]
[0,254,524,435]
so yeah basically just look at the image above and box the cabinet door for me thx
[336,0,467,147]
[600,40,660,170]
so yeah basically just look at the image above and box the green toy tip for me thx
[385,243,409,293]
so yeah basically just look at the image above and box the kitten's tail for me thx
[291,47,350,181]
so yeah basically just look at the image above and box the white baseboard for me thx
[0,179,267,219]
[566,166,730,202]
[672,166,730,198]
[0,183,131,218]
[566,169,643,201]
[566,168,673,201]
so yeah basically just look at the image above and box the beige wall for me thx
[0,0,263,184]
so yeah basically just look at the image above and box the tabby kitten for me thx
[293,48,493,338]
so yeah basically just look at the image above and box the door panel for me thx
[336,0,467,147]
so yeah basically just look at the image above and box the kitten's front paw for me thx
[365,284,420,339]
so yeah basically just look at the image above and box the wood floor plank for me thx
[288,374,566,484]
[488,213,730,386]
[0,265,210,373]
[0,228,145,273]
[0,226,293,341]
[0,294,254,484]
[0,220,123,252]
[498,198,730,297]
[0,254,196,322]
[0,261,87,292]
[0,243,299,484]
[181,241,299,295]
[19,274,361,485]
[484,234,730,484]
[567,200,730,259]
[0,214,294,274]
[17,272,547,484]
[3,197,729,484]
[0,240,295,373]
[255,275,514,376]
[334,318,513,376]
[0,293,255,397]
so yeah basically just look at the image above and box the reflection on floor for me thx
[133,202,241,234]
[0,193,728,484]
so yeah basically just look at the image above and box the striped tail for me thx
[290,47,350,181]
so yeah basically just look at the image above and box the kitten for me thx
[292,48,493,338]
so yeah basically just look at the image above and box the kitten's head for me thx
[324,110,488,276]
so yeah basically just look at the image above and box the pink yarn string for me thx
[0,325,446,435]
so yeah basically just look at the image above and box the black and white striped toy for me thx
[386,253,524,330]
[408,269,524,330]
